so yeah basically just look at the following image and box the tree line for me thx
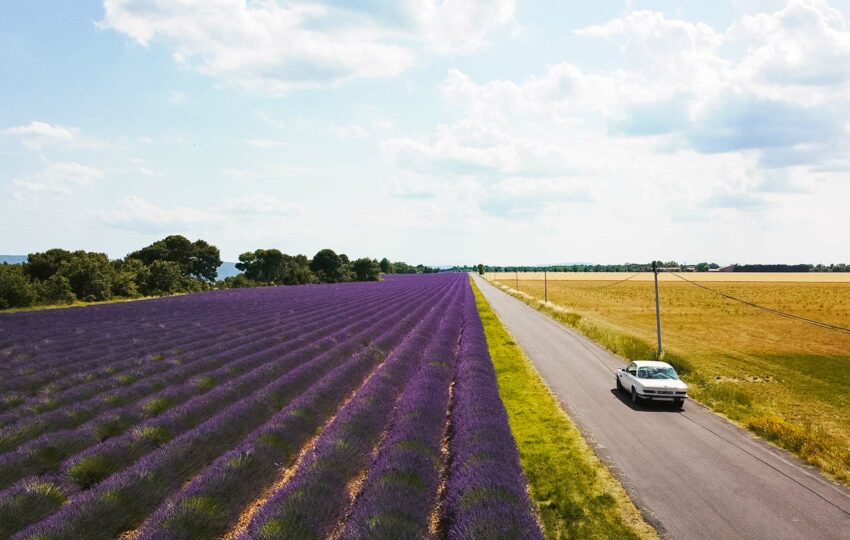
[226,248,436,289]
[467,262,850,274]
[0,235,436,310]
[729,264,850,272]
[463,262,720,273]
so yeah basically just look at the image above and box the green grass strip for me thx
[470,276,658,540]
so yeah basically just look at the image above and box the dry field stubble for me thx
[490,273,850,485]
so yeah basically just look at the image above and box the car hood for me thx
[642,379,687,391]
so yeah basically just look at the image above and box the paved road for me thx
[472,274,850,540]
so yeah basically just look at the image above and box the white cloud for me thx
[377,1,850,228]
[129,157,161,176]
[2,121,107,151]
[383,120,585,178]
[168,90,188,103]
[413,0,516,54]
[246,138,294,149]
[730,0,850,90]
[9,162,105,202]
[332,124,369,140]
[99,193,305,235]
[402,2,850,211]
[99,0,516,94]
[220,194,305,216]
[100,196,216,233]
[254,110,285,129]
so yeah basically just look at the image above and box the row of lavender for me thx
[1,274,542,539]
[237,277,542,540]
[0,277,448,538]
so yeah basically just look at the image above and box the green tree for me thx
[111,259,147,297]
[128,235,221,282]
[144,260,184,295]
[310,249,344,283]
[280,254,315,285]
[39,274,76,304]
[223,274,258,289]
[24,249,72,281]
[190,239,222,282]
[477,264,485,275]
[352,258,382,281]
[338,254,353,282]
[0,264,37,309]
[379,258,391,274]
[236,249,285,283]
[392,261,416,274]
[58,252,115,302]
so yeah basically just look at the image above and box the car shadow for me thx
[609,388,684,413]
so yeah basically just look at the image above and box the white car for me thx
[616,360,688,408]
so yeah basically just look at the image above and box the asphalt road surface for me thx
[472,274,850,540]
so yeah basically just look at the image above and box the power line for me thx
[670,273,850,335]
[536,273,641,291]
[595,272,642,289]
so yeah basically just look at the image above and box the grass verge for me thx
[0,293,190,314]
[470,277,658,540]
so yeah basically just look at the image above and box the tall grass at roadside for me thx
[471,278,657,540]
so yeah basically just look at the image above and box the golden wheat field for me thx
[490,273,850,485]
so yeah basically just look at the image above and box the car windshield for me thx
[637,367,678,380]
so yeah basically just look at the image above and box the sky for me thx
[1,0,849,266]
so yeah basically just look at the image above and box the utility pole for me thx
[544,270,548,303]
[652,261,663,359]
[515,271,519,291]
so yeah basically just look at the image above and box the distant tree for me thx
[144,260,184,295]
[110,258,147,298]
[128,235,221,282]
[24,248,72,281]
[379,258,391,274]
[57,251,114,301]
[280,254,315,285]
[338,254,353,282]
[236,249,285,283]
[352,258,382,281]
[734,264,811,273]
[477,264,485,275]
[190,239,223,282]
[39,274,76,304]
[392,261,417,274]
[223,274,258,289]
[0,264,37,309]
[310,249,345,283]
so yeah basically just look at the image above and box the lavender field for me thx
[0,273,540,539]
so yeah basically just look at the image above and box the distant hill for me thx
[0,255,26,264]
[217,262,241,280]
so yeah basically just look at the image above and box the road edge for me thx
[470,275,660,540]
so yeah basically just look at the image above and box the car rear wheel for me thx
[631,387,640,406]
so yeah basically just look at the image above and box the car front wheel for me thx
[631,387,640,406]
[674,398,684,410]
[616,377,624,392]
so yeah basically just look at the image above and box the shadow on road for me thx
[609,388,684,413]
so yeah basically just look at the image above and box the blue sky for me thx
[2,0,849,265]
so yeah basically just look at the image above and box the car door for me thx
[635,367,649,394]
[624,362,638,392]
